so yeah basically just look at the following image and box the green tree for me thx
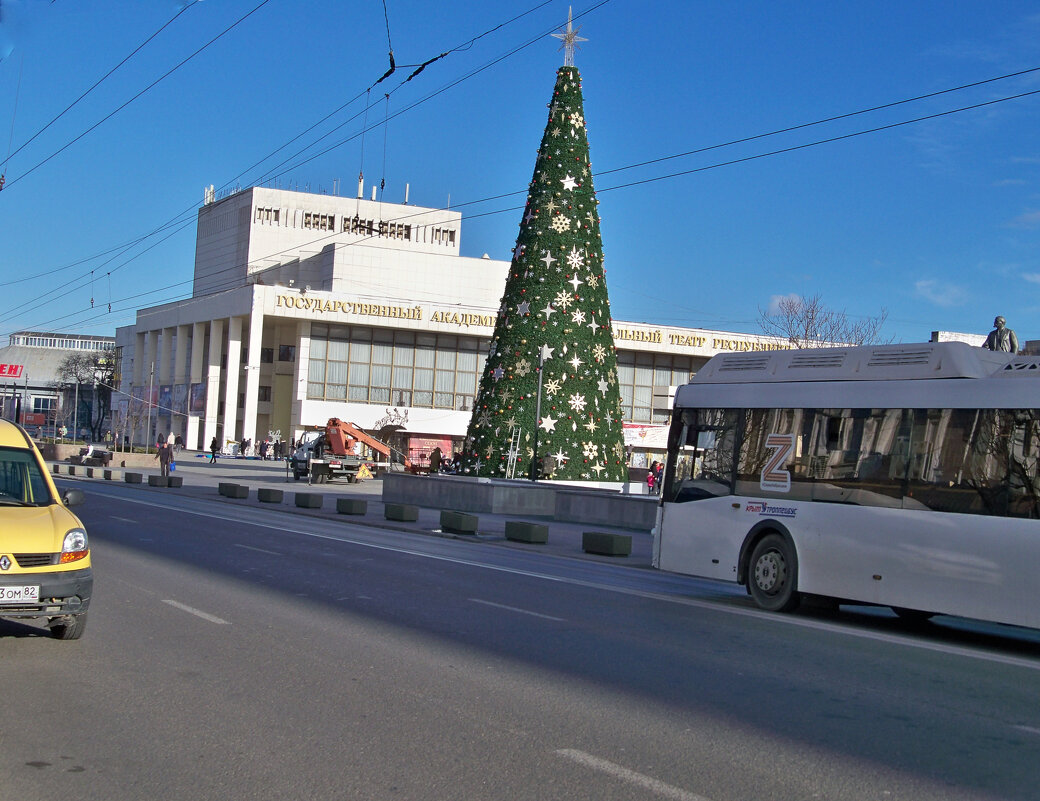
[460,65,626,482]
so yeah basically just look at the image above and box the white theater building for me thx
[115,185,786,463]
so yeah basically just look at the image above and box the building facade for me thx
[115,186,787,461]
[0,331,115,436]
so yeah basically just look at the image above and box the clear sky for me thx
[1,0,1038,345]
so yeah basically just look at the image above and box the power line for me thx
[1,0,273,192]
[2,1,200,170]
[22,79,1040,338]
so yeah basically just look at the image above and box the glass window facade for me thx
[307,324,485,411]
[616,352,693,424]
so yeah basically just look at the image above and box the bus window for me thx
[664,408,739,503]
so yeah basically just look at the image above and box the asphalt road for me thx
[3,481,1040,800]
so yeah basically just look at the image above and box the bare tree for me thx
[54,351,116,441]
[758,293,889,348]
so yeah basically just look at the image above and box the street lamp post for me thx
[528,346,548,481]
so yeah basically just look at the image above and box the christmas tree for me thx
[460,51,626,482]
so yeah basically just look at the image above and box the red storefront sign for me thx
[0,364,24,378]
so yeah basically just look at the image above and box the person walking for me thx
[647,461,659,494]
[209,436,219,464]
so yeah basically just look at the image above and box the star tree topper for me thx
[552,6,588,67]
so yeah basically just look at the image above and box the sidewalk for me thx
[56,451,656,567]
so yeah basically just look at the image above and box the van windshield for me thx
[0,446,53,506]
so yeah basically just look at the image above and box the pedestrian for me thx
[259,439,269,460]
[647,461,658,494]
[429,446,442,474]
[156,440,173,477]
[654,461,664,494]
[209,436,219,464]
[174,434,184,454]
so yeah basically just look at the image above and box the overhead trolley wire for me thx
[2,1,200,172]
[16,78,1040,338]
[0,0,273,193]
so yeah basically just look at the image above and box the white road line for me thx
[556,749,712,801]
[235,543,282,556]
[469,598,565,621]
[162,600,230,625]
[90,490,1040,672]
[1013,724,1040,736]
[111,516,136,523]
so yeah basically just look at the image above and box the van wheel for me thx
[748,534,800,612]
[893,607,935,623]
[49,612,88,640]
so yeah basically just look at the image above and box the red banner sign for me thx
[0,364,23,378]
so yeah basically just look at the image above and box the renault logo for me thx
[0,556,10,571]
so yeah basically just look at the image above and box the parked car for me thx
[0,419,92,639]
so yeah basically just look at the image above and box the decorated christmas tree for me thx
[460,23,626,482]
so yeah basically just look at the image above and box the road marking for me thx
[469,598,565,621]
[235,543,282,556]
[1013,724,1040,736]
[556,749,711,801]
[89,489,1040,672]
[162,600,229,625]
[112,516,136,523]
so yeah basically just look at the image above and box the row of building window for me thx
[617,352,694,423]
[11,332,114,351]
[253,206,456,246]
[306,324,482,410]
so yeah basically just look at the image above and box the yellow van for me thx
[0,419,92,639]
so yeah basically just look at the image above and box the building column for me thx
[241,307,263,444]
[173,324,190,445]
[158,327,175,440]
[203,319,224,450]
[222,316,243,449]
[291,319,312,442]
[186,321,206,449]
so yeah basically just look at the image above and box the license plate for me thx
[0,586,39,604]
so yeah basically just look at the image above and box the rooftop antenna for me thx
[552,6,587,66]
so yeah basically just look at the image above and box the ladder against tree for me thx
[505,427,522,479]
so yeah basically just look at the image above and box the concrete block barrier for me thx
[85,467,97,478]
[582,531,632,556]
[258,488,283,503]
[440,510,478,534]
[52,463,61,474]
[103,469,121,481]
[385,503,419,522]
[148,475,169,487]
[505,520,549,544]
[125,472,143,484]
[227,484,249,499]
[67,465,78,476]
[218,482,237,497]
[336,498,368,515]
[294,492,323,509]
[167,476,184,488]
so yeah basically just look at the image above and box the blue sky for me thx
[1,0,1038,345]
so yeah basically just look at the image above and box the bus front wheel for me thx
[748,534,800,613]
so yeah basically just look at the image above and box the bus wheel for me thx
[748,534,800,612]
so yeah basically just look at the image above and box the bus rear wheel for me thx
[748,534,800,613]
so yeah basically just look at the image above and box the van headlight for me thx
[60,528,89,563]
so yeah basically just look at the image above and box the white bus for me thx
[653,341,1040,628]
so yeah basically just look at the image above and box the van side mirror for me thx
[62,489,85,508]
